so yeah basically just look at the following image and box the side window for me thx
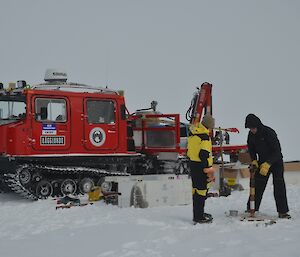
[87,100,115,124]
[35,98,67,123]
[0,101,26,119]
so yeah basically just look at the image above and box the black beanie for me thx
[245,114,262,128]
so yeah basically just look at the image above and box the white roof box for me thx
[44,69,67,82]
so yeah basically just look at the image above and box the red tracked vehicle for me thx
[0,70,246,199]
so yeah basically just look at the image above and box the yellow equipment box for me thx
[88,186,103,201]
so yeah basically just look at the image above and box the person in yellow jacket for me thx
[187,114,215,224]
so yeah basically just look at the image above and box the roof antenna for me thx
[105,49,110,89]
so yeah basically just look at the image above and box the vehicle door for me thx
[83,98,118,151]
[31,97,70,151]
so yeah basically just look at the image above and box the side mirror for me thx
[120,104,126,120]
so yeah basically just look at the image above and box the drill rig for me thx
[185,82,245,157]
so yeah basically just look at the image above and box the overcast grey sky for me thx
[0,0,299,161]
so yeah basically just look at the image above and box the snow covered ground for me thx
[0,172,300,257]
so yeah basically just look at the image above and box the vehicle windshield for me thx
[0,95,26,124]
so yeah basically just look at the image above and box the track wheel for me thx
[61,179,77,196]
[79,178,94,194]
[19,168,32,185]
[36,180,53,199]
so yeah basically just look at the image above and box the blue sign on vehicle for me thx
[42,124,57,135]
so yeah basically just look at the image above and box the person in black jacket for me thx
[245,114,290,219]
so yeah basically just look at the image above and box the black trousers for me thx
[190,161,208,221]
[247,161,289,213]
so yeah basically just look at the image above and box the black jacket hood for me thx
[245,114,263,129]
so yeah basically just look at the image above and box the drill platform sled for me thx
[240,165,276,222]
[0,71,247,200]
[225,165,277,225]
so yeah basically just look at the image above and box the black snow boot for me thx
[204,213,213,219]
[193,215,213,224]
[278,213,291,219]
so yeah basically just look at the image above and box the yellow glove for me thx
[251,160,259,169]
[260,162,271,176]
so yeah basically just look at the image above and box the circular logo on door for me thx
[89,127,106,147]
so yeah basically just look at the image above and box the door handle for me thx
[28,138,36,145]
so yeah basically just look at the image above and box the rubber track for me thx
[4,164,130,201]
[4,165,38,200]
